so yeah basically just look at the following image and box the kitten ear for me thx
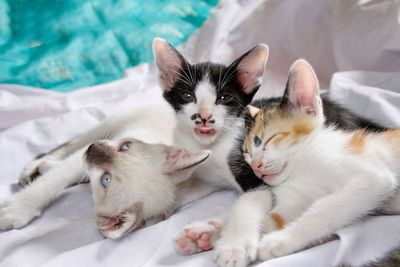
[247,105,261,118]
[153,38,187,92]
[162,147,211,184]
[283,59,321,116]
[231,44,269,95]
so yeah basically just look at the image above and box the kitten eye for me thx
[254,136,262,147]
[180,92,195,102]
[101,172,111,188]
[218,94,233,104]
[119,142,131,152]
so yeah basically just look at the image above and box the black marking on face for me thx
[191,112,216,125]
[85,142,113,165]
[190,114,198,121]
[163,61,259,117]
[254,136,262,147]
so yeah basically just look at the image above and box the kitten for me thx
[153,38,269,195]
[157,38,385,264]
[0,105,210,236]
[220,59,400,267]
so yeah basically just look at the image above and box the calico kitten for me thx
[235,59,400,265]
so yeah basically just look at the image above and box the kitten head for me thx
[153,38,269,146]
[243,59,323,186]
[83,138,210,239]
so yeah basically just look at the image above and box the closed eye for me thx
[263,133,280,150]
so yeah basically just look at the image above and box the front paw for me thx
[19,157,57,186]
[214,236,258,267]
[0,197,42,230]
[257,231,296,261]
[174,220,221,255]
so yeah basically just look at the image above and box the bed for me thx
[1,1,400,266]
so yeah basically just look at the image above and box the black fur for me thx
[228,95,385,192]
[162,44,262,117]
[364,246,400,267]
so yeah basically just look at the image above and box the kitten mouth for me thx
[97,203,143,239]
[261,173,279,180]
[195,126,216,136]
[260,163,287,181]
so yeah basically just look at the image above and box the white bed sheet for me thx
[1,0,400,266]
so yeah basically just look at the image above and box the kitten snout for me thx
[191,113,215,125]
[85,142,114,165]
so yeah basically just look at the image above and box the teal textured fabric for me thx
[0,0,218,92]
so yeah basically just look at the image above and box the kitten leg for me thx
[258,171,396,261]
[214,188,274,267]
[1,147,87,230]
[174,216,225,255]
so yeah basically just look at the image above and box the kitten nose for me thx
[199,113,212,121]
[252,161,263,172]
[86,142,113,165]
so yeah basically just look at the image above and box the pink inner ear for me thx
[236,44,268,94]
[237,71,262,94]
[165,147,185,168]
[288,60,320,116]
[153,39,183,91]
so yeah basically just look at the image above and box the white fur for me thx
[0,104,210,233]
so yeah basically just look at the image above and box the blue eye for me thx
[254,136,262,147]
[101,172,111,188]
[119,142,131,152]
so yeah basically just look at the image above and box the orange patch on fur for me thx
[273,132,290,145]
[293,123,313,136]
[383,129,400,138]
[347,130,367,154]
[289,122,315,145]
[270,212,285,230]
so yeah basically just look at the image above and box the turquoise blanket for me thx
[0,0,217,92]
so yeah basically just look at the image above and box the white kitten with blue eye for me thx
[0,105,211,238]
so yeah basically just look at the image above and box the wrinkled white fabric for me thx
[1,0,400,266]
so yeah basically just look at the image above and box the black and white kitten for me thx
[153,38,270,200]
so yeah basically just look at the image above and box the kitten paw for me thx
[0,197,42,230]
[174,219,221,255]
[19,157,58,186]
[214,235,258,267]
[257,231,294,261]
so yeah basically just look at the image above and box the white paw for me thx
[19,157,58,186]
[214,235,258,267]
[0,196,42,230]
[174,219,222,255]
[257,231,295,261]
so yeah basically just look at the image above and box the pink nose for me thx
[199,113,212,121]
[252,161,263,172]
